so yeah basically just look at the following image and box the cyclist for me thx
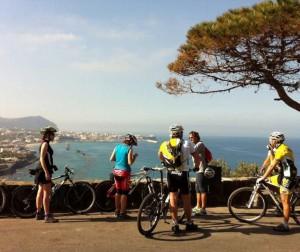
[189,131,208,216]
[110,134,138,219]
[159,124,200,234]
[257,131,297,232]
[35,126,58,223]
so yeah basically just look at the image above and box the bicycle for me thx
[228,175,300,224]
[95,166,157,212]
[137,167,186,236]
[0,185,6,214]
[11,166,96,218]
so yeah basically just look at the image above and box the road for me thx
[0,207,299,252]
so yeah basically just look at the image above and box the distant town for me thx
[0,128,157,176]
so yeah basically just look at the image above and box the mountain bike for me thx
[95,167,157,212]
[0,186,6,214]
[11,166,96,218]
[137,167,186,236]
[228,175,300,224]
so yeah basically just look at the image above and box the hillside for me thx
[0,116,57,130]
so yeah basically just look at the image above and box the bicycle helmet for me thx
[269,131,285,143]
[40,126,57,135]
[124,134,138,146]
[169,124,184,138]
[204,167,215,179]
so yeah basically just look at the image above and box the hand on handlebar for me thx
[256,177,265,184]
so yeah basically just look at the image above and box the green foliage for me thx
[209,159,259,177]
[209,159,231,177]
[157,0,300,111]
[231,161,259,177]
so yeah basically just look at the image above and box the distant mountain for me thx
[0,116,57,130]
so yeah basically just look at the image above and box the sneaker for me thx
[171,224,181,234]
[200,208,207,216]
[44,214,59,223]
[114,211,120,218]
[192,207,201,215]
[186,222,198,232]
[273,223,290,232]
[118,213,130,220]
[35,212,44,220]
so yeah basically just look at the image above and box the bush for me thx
[231,162,258,177]
[209,159,231,177]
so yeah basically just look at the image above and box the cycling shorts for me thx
[113,169,130,194]
[195,172,208,193]
[268,174,296,195]
[167,171,190,194]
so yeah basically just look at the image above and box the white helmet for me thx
[204,167,215,179]
[269,131,285,143]
[169,124,184,138]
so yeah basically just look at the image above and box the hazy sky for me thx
[0,0,299,137]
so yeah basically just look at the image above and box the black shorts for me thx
[34,169,53,185]
[167,171,190,194]
[195,172,208,193]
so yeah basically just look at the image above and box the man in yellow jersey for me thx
[158,124,200,234]
[257,131,297,232]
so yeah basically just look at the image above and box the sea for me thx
[2,136,300,181]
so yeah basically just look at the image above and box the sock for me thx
[282,221,289,228]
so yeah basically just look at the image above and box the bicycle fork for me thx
[247,185,260,208]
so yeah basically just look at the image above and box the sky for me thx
[0,0,299,137]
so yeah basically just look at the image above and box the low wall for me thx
[0,178,257,216]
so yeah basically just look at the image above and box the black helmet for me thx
[124,134,138,146]
[40,126,57,135]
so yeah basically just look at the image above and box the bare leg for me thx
[196,193,201,208]
[280,193,290,224]
[115,193,121,214]
[201,193,207,209]
[120,195,127,214]
[43,183,51,215]
[36,185,43,212]
[169,192,178,224]
[182,194,192,222]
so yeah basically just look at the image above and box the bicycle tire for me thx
[11,186,37,218]
[65,182,96,214]
[95,180,115,212]
[0,186,6,214]
[292,197,300,225]
[228,187,267,223]
[137,193,161,236]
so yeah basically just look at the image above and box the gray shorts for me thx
[195,172,208,193]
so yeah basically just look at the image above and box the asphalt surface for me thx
[0,207,299,252]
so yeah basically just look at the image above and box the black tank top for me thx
[38,140,54,172]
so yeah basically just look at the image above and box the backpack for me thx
[164,138,183,168]
[204,146,213,163]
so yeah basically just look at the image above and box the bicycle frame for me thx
[248,180,299,213]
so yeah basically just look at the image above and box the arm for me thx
[259,154,271,174]
[110,148,116,162]
[191,152,201,169]
[40,142,51,181]
[128,148,138,165]
[261,159,280,180]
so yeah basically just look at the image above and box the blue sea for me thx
[3,136,300,181]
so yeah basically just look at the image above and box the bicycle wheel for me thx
[0,186,6,214]
[65,182,96,214]
[228,187,267,223]
[95,180,115,212]
[292,197,300,225]
[137,193,161,236]
[11,186,37,218]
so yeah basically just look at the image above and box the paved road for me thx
[0,207,299,252]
